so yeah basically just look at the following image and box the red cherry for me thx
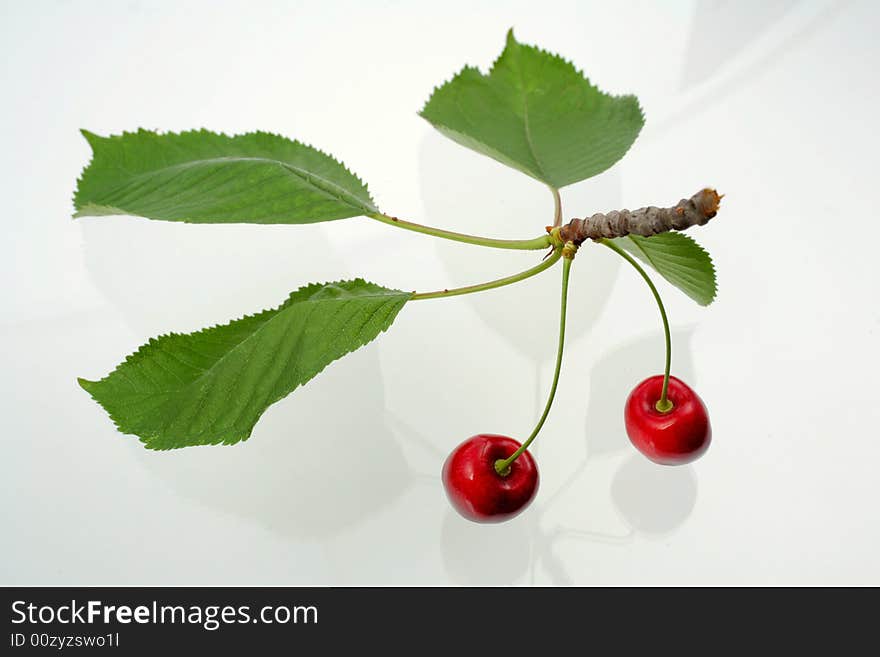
[624,375,711,465]
[442,434,539,523]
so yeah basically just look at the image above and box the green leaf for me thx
[613,232,717,306]
[79,279,410,449]
[74,129,377,224]
[419,29,644,189]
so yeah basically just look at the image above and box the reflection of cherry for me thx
[625,375,711,465]
[442,434,539,523]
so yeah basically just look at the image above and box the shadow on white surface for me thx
[79,217,344,337]
[681,0,802,90]
[611,455,698,537]
[130,346,414,540]
[79,216,417,540]
[417,131,622,364]
[441,511,532,585]
[652,0,847,139]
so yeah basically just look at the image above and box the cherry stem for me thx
[600,239,673,412]
[368,212,552,251]
[411,247,562,301]
[494,253,573,475]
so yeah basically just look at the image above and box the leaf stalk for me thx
[411,248,562,301]
[368,212,551,251]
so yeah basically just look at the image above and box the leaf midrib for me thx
[511,52,549,183]
[520,99,548,183]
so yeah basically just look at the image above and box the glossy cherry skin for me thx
[442,434,539,523]
[624,375,711,465]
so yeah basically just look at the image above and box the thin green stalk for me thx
[601,239,673,412]
[368,212,552,251]
[495,255,573,475]
[411,248,562,301]
[551,187,562,228]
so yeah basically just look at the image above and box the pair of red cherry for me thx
[442,375,711,523]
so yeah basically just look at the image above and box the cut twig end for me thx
[694,188,722,219]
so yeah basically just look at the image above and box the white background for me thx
[2,0,878,585]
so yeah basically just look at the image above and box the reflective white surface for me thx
[2,0,879,585]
